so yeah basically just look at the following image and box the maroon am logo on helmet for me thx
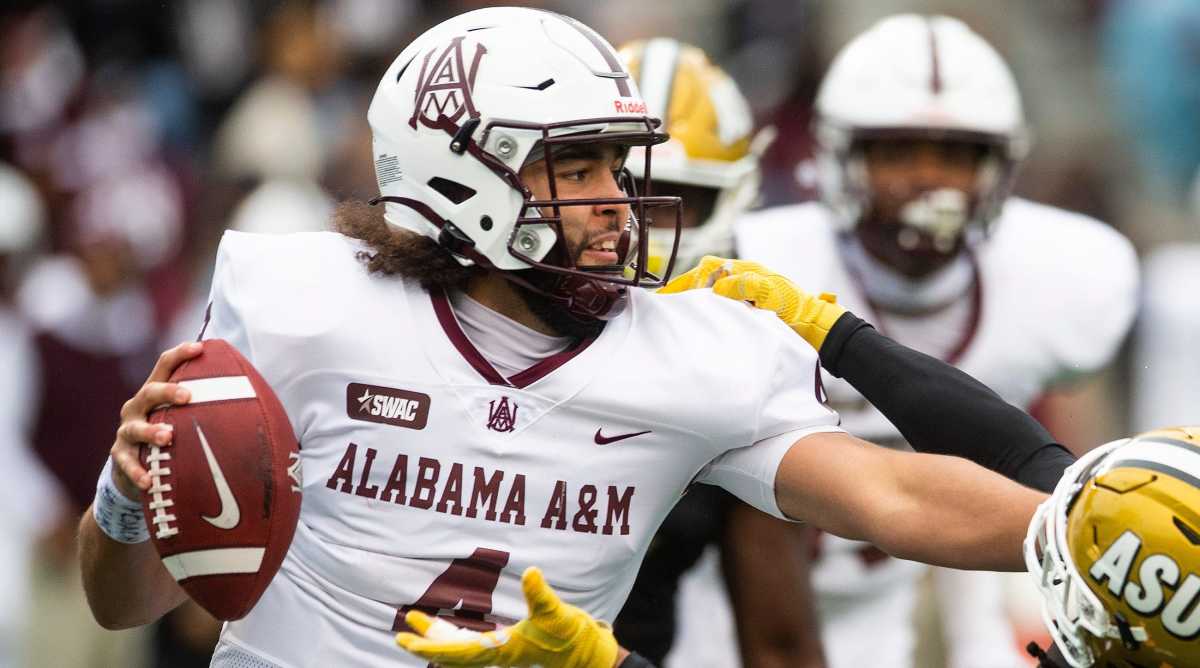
[409,36,487,130]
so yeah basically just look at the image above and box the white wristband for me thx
[93,457,150,544]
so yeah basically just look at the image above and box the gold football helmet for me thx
[1025,427,1200,667]
[618,39,773,274]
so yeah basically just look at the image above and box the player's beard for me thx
[508,224,627,339]
[512,268,607,340]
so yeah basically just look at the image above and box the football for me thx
[140,338,302,621]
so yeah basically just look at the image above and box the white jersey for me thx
[723,198,1137,668]
[202,231,840,668]
[1134,243,1200,432]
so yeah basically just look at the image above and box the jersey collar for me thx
[429,287,599,390]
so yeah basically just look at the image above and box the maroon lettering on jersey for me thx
[436,463,465,516]
[499,473,527,525]
[346,383,431,430]
[411,457,442,509]
[354,447,382,499]
[466,467,503,521]
[408,36,486,131]
[486,397,518,432]
[328,445,631,536]
[572,484,600,534]
[540,480,570,530]
[326,442,359,493]
[380,454,408,504]
[603,486,635,536]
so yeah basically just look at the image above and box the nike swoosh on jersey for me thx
[594,428,652,445]
[196,422,241,530]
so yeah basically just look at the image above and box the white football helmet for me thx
[1025,427,1200,667]
[814,14,1030,243]
[619,38,772,274]
[367,7,681,320]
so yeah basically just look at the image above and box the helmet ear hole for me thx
[428,177,477,205]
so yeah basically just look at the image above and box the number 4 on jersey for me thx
[393,547,511,633]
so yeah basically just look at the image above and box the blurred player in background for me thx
[613,39,824,668]
[732,14,1138,668]
[0,162,64,668]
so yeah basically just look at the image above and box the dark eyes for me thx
[557,164,624,183]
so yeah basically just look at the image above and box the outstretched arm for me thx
[774,430,1044,572]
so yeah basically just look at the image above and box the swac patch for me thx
[408,36,487,131]
[347,383,431,430]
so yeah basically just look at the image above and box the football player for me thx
[0,161,65,668]
[80,9,1064,668]
[729,14,1138,668]
[612,39,823,668]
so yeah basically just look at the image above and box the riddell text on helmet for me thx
[325,442,636,536]
[614,99,648,114]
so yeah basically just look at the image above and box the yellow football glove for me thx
[659,255,846,351]
[395,567,618,668]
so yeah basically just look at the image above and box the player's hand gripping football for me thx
[395,567,619,668]
[109,341,203,499]
[658,256,847,351]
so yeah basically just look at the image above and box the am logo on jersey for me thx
[1088,529,1200,639]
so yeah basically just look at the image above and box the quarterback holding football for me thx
[80,8,1072,668]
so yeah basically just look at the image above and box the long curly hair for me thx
[331,200,482,290]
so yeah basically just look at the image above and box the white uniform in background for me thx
[1133,244,1200,432]
[204,231,842,667]
[731,197,1138,668]
[0,308,63,668]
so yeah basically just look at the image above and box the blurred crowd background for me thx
[0,1,1196,667]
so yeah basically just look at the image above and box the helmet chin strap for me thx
[498,268,628,324]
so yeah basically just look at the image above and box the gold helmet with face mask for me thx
[1025,427,1200,667]
[618,39,773,275]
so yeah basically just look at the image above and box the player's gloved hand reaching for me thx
[658,256,848,351]
[396,567,619,668]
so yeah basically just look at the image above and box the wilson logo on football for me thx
[408,36,486,130]
[347,383,431,430]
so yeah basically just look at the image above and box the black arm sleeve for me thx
[819,312,1074,493]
